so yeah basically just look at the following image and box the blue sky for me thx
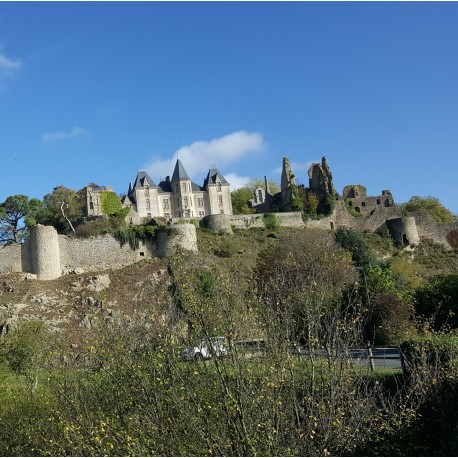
[1,2,457,213]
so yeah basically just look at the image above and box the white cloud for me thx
[145,131,266,181]
[0,50,23,89]
[224,173,252,190]
[43,126,88,143]
[0,52,23,75]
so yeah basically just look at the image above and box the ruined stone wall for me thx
[228,212,305,229]
[59,234,156,272]
[201,214,233,234]
[156,224,198,257]
[386,217,420,246]
[229,214,265,228]
[30,225,62,280]
[0,244,23,274]
[408,211,458,246]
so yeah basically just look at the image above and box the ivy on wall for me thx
[100,192,130,219]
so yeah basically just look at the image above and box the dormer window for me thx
[145,184,150,196]
[217,182,222,192]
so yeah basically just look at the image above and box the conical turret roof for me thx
[171,159,191,182]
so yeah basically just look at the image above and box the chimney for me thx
[264,176,270,194]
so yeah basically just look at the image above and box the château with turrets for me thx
[1,155,457,281]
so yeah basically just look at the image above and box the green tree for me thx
[299,188,319,216]
[0,195,43,244]
[230,187,255,214]
[36,186,85,233]
[403,196,456,223]
[414,274,458,331]
[334,226,377,272]
[100,191,130,218]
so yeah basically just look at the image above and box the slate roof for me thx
[171,159,191,182]
[131,171,157,190]
[203,168,229,188]
[157,180,172,193]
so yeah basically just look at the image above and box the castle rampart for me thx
[30,225,62,280]
[0,223,198,279]
[201,214,233,234]
[59,234,156,272]
[386,217,420,246]
[156,224,198,257]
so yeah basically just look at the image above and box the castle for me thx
[1,155,456,281]
[121,159,232,221]
[84,159,232,222]
[242,155,457,249]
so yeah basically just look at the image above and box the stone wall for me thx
[30,225,62,280]
[59,234,156,272]
[0,223,198,279]
[408,211,458,246]
[0,243,23,274]
[156,224,198,257]
[386,217,420,246]
[228,212,305,229]
[201,214,233,234]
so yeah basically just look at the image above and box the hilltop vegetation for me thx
[0,226,458,456]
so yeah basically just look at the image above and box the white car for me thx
[182,336,228,361]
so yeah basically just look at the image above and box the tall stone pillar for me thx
[30,225,61,280]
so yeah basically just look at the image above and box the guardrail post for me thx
[367,341,375,371]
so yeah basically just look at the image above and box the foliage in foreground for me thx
[1,227,457,456]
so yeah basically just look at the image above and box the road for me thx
[350,347,402,369]
[294,347,402,370]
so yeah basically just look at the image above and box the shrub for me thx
[213,238,236,258]
[335,227,377,271]
[262,213,280,230]
[414,274,458,331]
[317,194,336,216]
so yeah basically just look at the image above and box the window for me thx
[218,196,223,206]
[175,184,179,193]
[197,197,204,208]
[220,209,224,214]
[362,201,366,207]
[145,185,150,196]
[257,189,263,202]
[199,211,205,217]
[184,196,188,207]
[182,183,187,192]
[162,199,169,209]
[217,183,222,192]
[146,199,151,209]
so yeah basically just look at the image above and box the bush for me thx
[213,238,236,258]
[317,194,336,216]
[414,274,458,331]
[335,227,377,271]
[113,225,160,250]
[262,213,280,230]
